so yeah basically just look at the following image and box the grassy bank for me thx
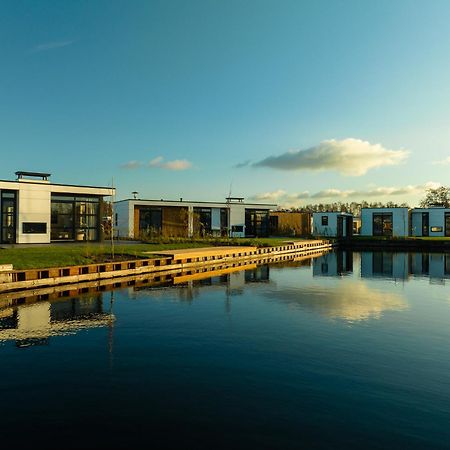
[339,235,450,251]
[0,237,299,269]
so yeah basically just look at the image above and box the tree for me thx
[419,186,450,208]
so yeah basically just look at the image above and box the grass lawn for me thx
[0,237,303,270]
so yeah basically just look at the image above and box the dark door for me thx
[445,213,450,237]
[345,216,353,237]
[422,212,429,236]
[337,216,343,237]
[1,191,17,244]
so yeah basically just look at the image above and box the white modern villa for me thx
[0,171,114,244]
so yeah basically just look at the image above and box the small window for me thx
[321,216,328,226]
[232,225,244,232]
[431,226,443,232]
[23,222,47,234]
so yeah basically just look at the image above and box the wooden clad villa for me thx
[114,197,277,239]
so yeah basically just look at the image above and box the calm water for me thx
[1,250,450,449]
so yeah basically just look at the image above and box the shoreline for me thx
[0,240,333,294]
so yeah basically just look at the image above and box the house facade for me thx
[0,172,114,244]
[410,207,450,237]
[360,208,409,237]
[312,212,353,237]
[269,211,311,236]
[114,197,277,239]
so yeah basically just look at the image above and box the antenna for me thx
[111,177,115,260]
[226,180,233,238]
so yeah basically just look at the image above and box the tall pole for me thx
[111,177,115,260]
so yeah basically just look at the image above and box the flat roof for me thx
[0,178,114,191]
[15,171,51,178]
[114,198,277,207]
[312,211,353,214]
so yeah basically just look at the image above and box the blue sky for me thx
[1,0,450,206]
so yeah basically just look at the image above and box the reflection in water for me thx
[313,251,353,277]
[0,294,114,346]
[1,251,450,449]
[265,281,407,322]
[2,250,450,344]
[314,251,450,283]
[361,252,409,280]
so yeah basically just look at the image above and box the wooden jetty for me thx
[0,239,333,294]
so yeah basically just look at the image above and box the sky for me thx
[1,0,450,207]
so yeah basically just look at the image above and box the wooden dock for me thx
[0,239,334,294]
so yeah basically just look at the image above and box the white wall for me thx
[0,179,115,244]
[229,204,246,237]
[17,182,51,244]
[312,212,352,237]
[411,208,450,237]
[360,208,409,237]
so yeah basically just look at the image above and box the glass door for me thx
[445,213,450,237]
[1,191,17,244]
[422,212,429,236]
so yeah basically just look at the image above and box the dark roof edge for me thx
[114,198,277,206]
[0,179,115,191]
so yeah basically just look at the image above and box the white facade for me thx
[0,173,114,244]
[114,198,276,239]
[410,207,450,237]
[360,208,409,237]
[312,212,353,237]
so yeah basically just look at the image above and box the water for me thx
[1,250,450,449]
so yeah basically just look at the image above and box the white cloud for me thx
[148,156,192,170]
[121,156,193,171]
[432,156,450,166]
[251,189,287,201]
[253,138,409,176]
[162,159,192,170]
[251,181,442,208]
[33,40,75,52]
[121,160,143,169]
[148,156,164,167]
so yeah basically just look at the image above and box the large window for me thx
[1,191,16,244]
[373,213,393,237]
[446,213,450,237]
[193,208,212,236]
[138,208,162,236]
[51,195,100,241]
[245,209,270,237]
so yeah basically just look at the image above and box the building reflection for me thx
[313,251,353,277]
[314,251,450,284]
[178,265,271,302]
[3,250,448,334]
[361,252,409,281]
[0,294,114,347]
[361,252,450,283]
